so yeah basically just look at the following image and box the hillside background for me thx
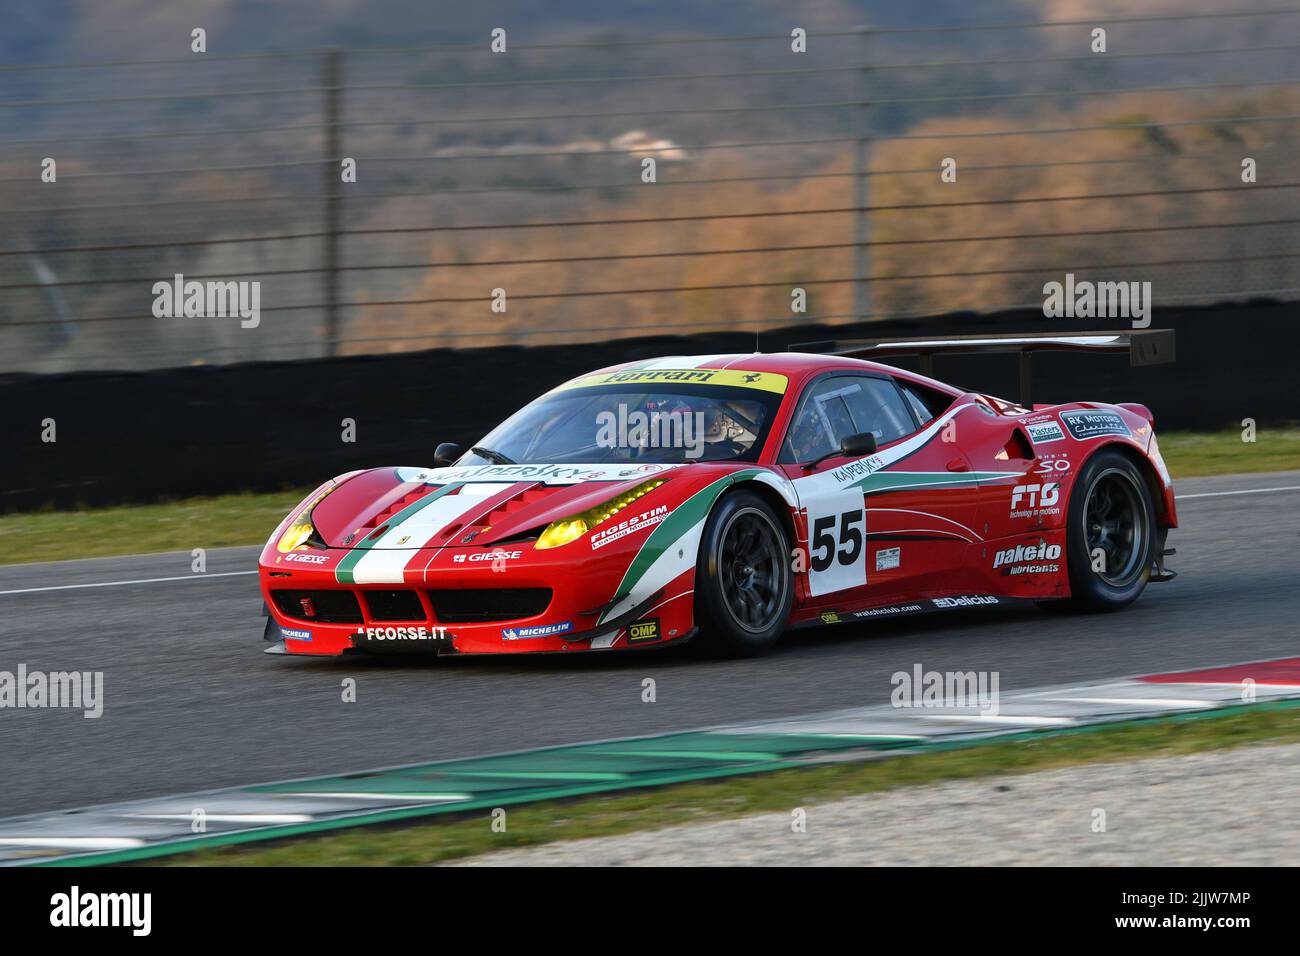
[0,0,1295,372]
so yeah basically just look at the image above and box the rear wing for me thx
[788,329,1175,406]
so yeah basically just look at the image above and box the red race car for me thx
[260,330,1177,658]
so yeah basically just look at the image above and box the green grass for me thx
[2,427,1296,567]
[0,489,309,566]
[163,701,1300,866]
[1156,425,1300,477]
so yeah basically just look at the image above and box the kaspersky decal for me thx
[600,469,762,624]
[335,482,464,584]
[395,463,682,486]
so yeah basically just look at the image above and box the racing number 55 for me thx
[810,509,863,572]
[806,489,867,597]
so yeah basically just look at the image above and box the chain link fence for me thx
[1,7,1298,373]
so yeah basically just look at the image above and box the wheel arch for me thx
[724,475,798,550]
[1077,440,1171,526]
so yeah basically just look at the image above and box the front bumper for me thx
[258,543,695,656]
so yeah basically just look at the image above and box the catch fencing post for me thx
[852,27,874,323]
[322,48,343,358]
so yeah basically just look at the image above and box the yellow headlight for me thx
[277,519,315,553]
[536,518,590,550]
[534,479,665,550]
[276,486,333,553]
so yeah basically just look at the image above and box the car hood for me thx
[310,462,689,549]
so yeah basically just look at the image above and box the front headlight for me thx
[534,479,666,550]
[276,487,333,553]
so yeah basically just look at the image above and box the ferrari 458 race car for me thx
[260,330,1177,658]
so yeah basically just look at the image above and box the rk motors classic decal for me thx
[1059,410,1132,440]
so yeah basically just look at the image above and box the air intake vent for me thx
[428,588,552,623]
[363,589,425,621]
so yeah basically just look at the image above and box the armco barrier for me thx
[1,301,1292,511]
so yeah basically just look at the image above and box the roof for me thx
[583,352,959,393]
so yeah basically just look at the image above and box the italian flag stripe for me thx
[335,483,463,584]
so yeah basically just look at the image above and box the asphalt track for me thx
[1,470,1297,818]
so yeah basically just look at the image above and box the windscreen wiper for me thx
[470,446,516,465]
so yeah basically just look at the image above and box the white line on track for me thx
[0,569,256,596]
[0,484,1293,596]
[1179,485,1300,500]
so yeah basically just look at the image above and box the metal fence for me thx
[2,7,1299,373]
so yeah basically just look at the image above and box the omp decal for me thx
[875,546,900,571]
[335,483,464,584]
[396,463,681,486]
[627,619,661,642]
[1060,409,1132,440]
[555,368,788,394]
[600,469,762,624]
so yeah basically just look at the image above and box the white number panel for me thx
[804,488,866,597]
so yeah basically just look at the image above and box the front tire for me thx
[694,489,793,656]
[1064,449,1155,611]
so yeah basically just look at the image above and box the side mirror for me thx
[840,432,877,457]
[803,432,878,472]
[434,442,462,467]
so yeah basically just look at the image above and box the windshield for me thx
[461,381,784,465]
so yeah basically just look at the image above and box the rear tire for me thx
[694,489,793,656]
[1063,449,1155,611]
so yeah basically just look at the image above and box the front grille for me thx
[363,589,425,621]
[428,588,552,623]
[271,589,364,624]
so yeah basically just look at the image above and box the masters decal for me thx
[1024,420,1065,444]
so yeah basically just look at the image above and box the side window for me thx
[781,375,915,464]
[899,383,935,426]
[899,380,955,425]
